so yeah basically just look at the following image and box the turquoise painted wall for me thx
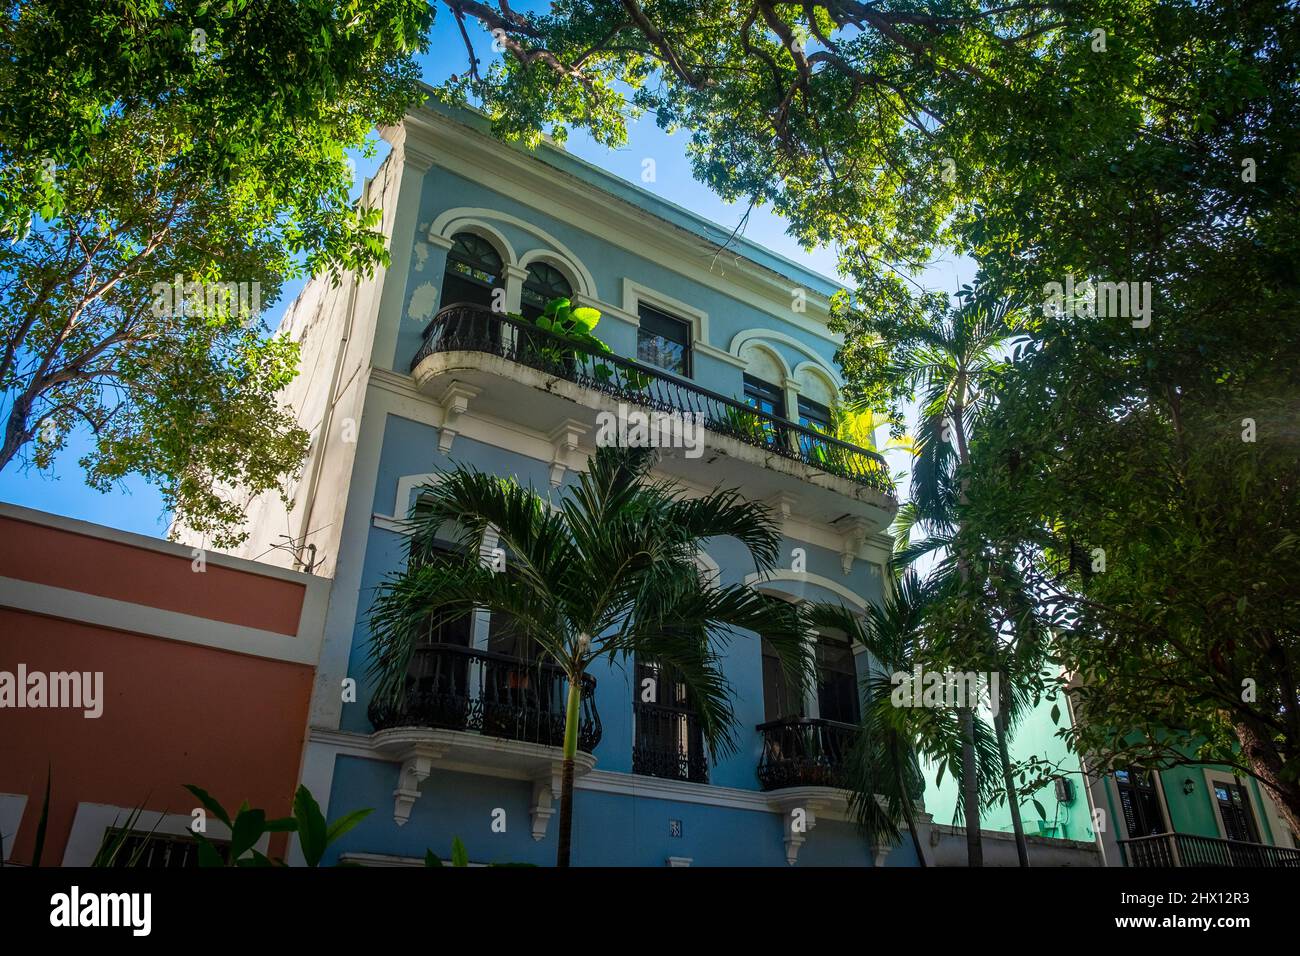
[923,695,1093,843]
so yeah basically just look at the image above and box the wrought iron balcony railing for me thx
[632,700,710,784]
[411,304,894,494]
[1117,832,1300,868]
[368,643,602,753]
[756,717,858,791]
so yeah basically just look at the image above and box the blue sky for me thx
[0,11,970,540]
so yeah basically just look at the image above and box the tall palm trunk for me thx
[951,398,984,867]
[892,738,927,867]
[555,673,582,867]
[958,707,983,866]
[993,705,1030,865]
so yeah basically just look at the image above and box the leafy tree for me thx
[1,0,430,263]
[0,0,430,543]
[424,0,1298,845]
[367,446,810,866]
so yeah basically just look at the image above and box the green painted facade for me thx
[922,696,1094,843]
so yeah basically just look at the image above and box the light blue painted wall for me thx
[325,404,892,864]
[389,162,842,402]
[324,129,898,865]
[323,756,918,867]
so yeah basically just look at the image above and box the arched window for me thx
[442,232,504,310]
[520,261,573,320]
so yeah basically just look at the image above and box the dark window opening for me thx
[798,396,832,431]
[761,637,804,722]
[744,375,785,417]
[1115,768,1167,838]
[815,635,859,724]
[520,262,574,321]
[442,233,503,310]
[1214,781,1260,844]
[797,396,834,458]
[633,657,707,783]
[405,543,474,700]
[636,304,691,377]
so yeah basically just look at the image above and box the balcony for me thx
[366,643,601,834]
[1118,832,1300,868]
[368,643,602,751]
[756,717,857,791]
[632,699,709,784]
[408,305,896,538]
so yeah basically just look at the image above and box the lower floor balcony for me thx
[366,644,601,834]
[1118,832,1300,867]
[368,642,601,752]
[632,699,709,784]
[756,717,857,791]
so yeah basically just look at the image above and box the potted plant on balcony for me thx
[516,297,653,391]
[367,446,810,866]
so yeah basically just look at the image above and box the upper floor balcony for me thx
[409,304,896,541]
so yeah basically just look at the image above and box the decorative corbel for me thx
[766,493,795,530]
[392,742,449,826]
[835,516,873,575]
[547,420,588,487]
[530,765,563,842]
[437,382,480,453]
[782,803,817,865]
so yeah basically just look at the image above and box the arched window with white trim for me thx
[520,261,574,320]
[442,232,504,310]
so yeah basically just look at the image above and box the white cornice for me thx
[0,576,324,667]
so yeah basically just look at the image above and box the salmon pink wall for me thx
[0,514,305,635]
[0,610,315,863]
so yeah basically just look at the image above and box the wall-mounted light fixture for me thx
[1182,778,1195,795]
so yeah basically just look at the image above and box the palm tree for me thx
[808,573,1004,866]
[367,446,810,866]
[878,283,1033,866]
[807,578,929,863]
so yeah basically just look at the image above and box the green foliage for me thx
[92,804,163,868]
[0,0,432,544]
[0,0,431,265]
[424,835,536,867]
[183,784,370,867]
[719,404,771,444]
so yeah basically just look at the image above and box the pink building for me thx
[0,504,328,865]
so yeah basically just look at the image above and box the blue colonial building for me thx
[192,93,928,866]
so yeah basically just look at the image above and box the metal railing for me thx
[411,304,894,494]
[368,642,602,753]
[755,717,858,791]
[1117,832,1300,867]
[632,700,710,784]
